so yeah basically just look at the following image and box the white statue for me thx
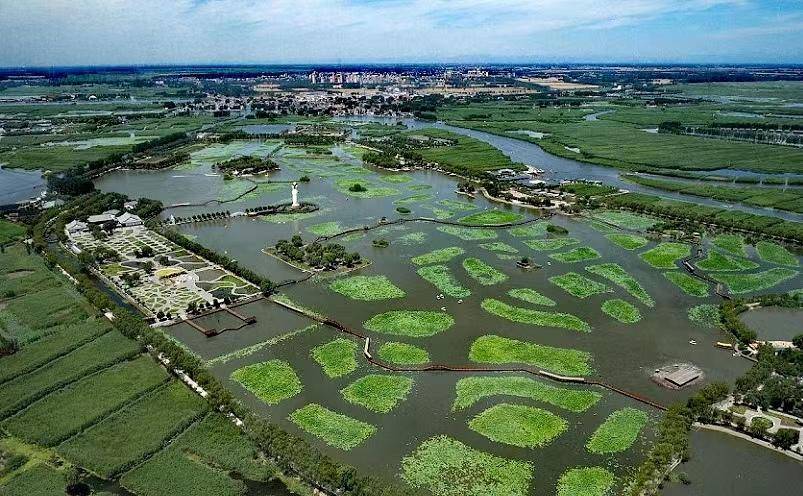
[291,182,299,208]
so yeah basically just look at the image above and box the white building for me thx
[64,220,88,236]
[116,212,143,227]
[87,213,116,224]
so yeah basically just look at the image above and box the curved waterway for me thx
[339,116,802,222]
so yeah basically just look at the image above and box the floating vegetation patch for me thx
[307,221,345,237]
[756,241,799,267]
[711,234,747,256]
[688,304,722,328]
[586,263,654,307]
[378,342,430,364]
[411,246,465,266]
[429,207,455,219]
[417,265,471,298]
[311,338,358,378]
[453,376,601,413]
[463,258,508,285]
[550,272,611,299]
[239,181,286,201]
[207,325,318,366]
[335,178,399,198]
[400,435,533,496]
[556,467,615,496]
[437,225,498,241]
[696,251,759,272]
[522,238,579,251]
[341,374,414,413]
[591,210,657,230]
[586,407,649,454]
[550,246,601,264]
[468,403,567,448]
[437,199,477,211]
[479,242,519,254]
[408,183,433,191]
[231,360,302,405]
[364,310,455,337]
[710,268,798,294]
[289,404,376,450]
[663,272,710,297]
[381,174,412,183]
[260,209,327,223]
[394,193,434,205]
[639,242,690,269]
[396,231,428,245]
[605,233,649,250]
[509,222,549,238]
[459,210,525,226]
[481,298,591,333]
[600,299,641,323]
[507,288,556,307]
[470,335,593,376]
[329,275,405,301]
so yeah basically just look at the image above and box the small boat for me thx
[689,340,697,345]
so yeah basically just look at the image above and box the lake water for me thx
[0,166,45,205]
[740,307,802,341]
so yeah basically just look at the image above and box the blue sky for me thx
[0,0,801,66]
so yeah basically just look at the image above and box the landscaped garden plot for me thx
[556,466,615,496]
[481,299,591,332]
[586,263,655,306]
[710,268,798,294]
[416,265,471,297]
[600,299,641,323]
[463,258,508,285]
[688,304,722,328]
[507,288,556,306]
[470,335,593,376]
[522,238,578,251]
[363,310,454,337]
[0,463,65,496]
[289,404,376,451]
[605,233,649,250]
[550,246,601,263]
[341,374,414,413]
[377,342,430,364]
[329,275,405,301]
[711,234,747,256]
[0,331,140,419]
[58,381,208,478]
[696,251,759,272]
[311,338,358,378]
[663,272,710,297]
[231,359,302,405]
[453,376,602,412]
[400,435,533,496]
[0,319,110,384]
[459,210,524,226]
[411,246,465,266]
[2,356,168,446]
[550,272,611,299]
[756,241,799,267]
[591,210,657,230]
[437,225,498,241]
[586,407,649,454]
[468,403,567,448]
[479,242,519,254]
[639,242,690,269]
[509,222,549,238]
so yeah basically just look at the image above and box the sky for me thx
[0,0,801,67]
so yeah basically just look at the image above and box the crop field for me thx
[663,272,710,297]
[289,403,376,450]
[401,435,533,496]
[600,299,641,323]
[341,374,414,413]
[311,338,358,378]
[585,408,649,454]
[549,272,611,299]
[605,233,649,250]
[639,242,690,269]
[0,221,25,245]
[695,251,759,272]
[463,257,508,285]
[453,376,601,413]
[755,241,799,267]
[469,335,593,376]
[58,381,208,478]
[468,403,567,448]
[0,463,66,496]
[549,246,601,263]
[711,234,747,256]
[710,267,798,294]
[377,342,430,364]
[590,211,658,230]
[416,264,472,297]
[481,298,591,332]
[329,275,405,300]
[231,359,302,405]
[363,310,454,337]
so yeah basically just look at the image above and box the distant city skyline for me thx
[1,0,802,67]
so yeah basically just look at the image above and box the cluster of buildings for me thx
[64,203,143,236]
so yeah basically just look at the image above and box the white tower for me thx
[291,182,299,208]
